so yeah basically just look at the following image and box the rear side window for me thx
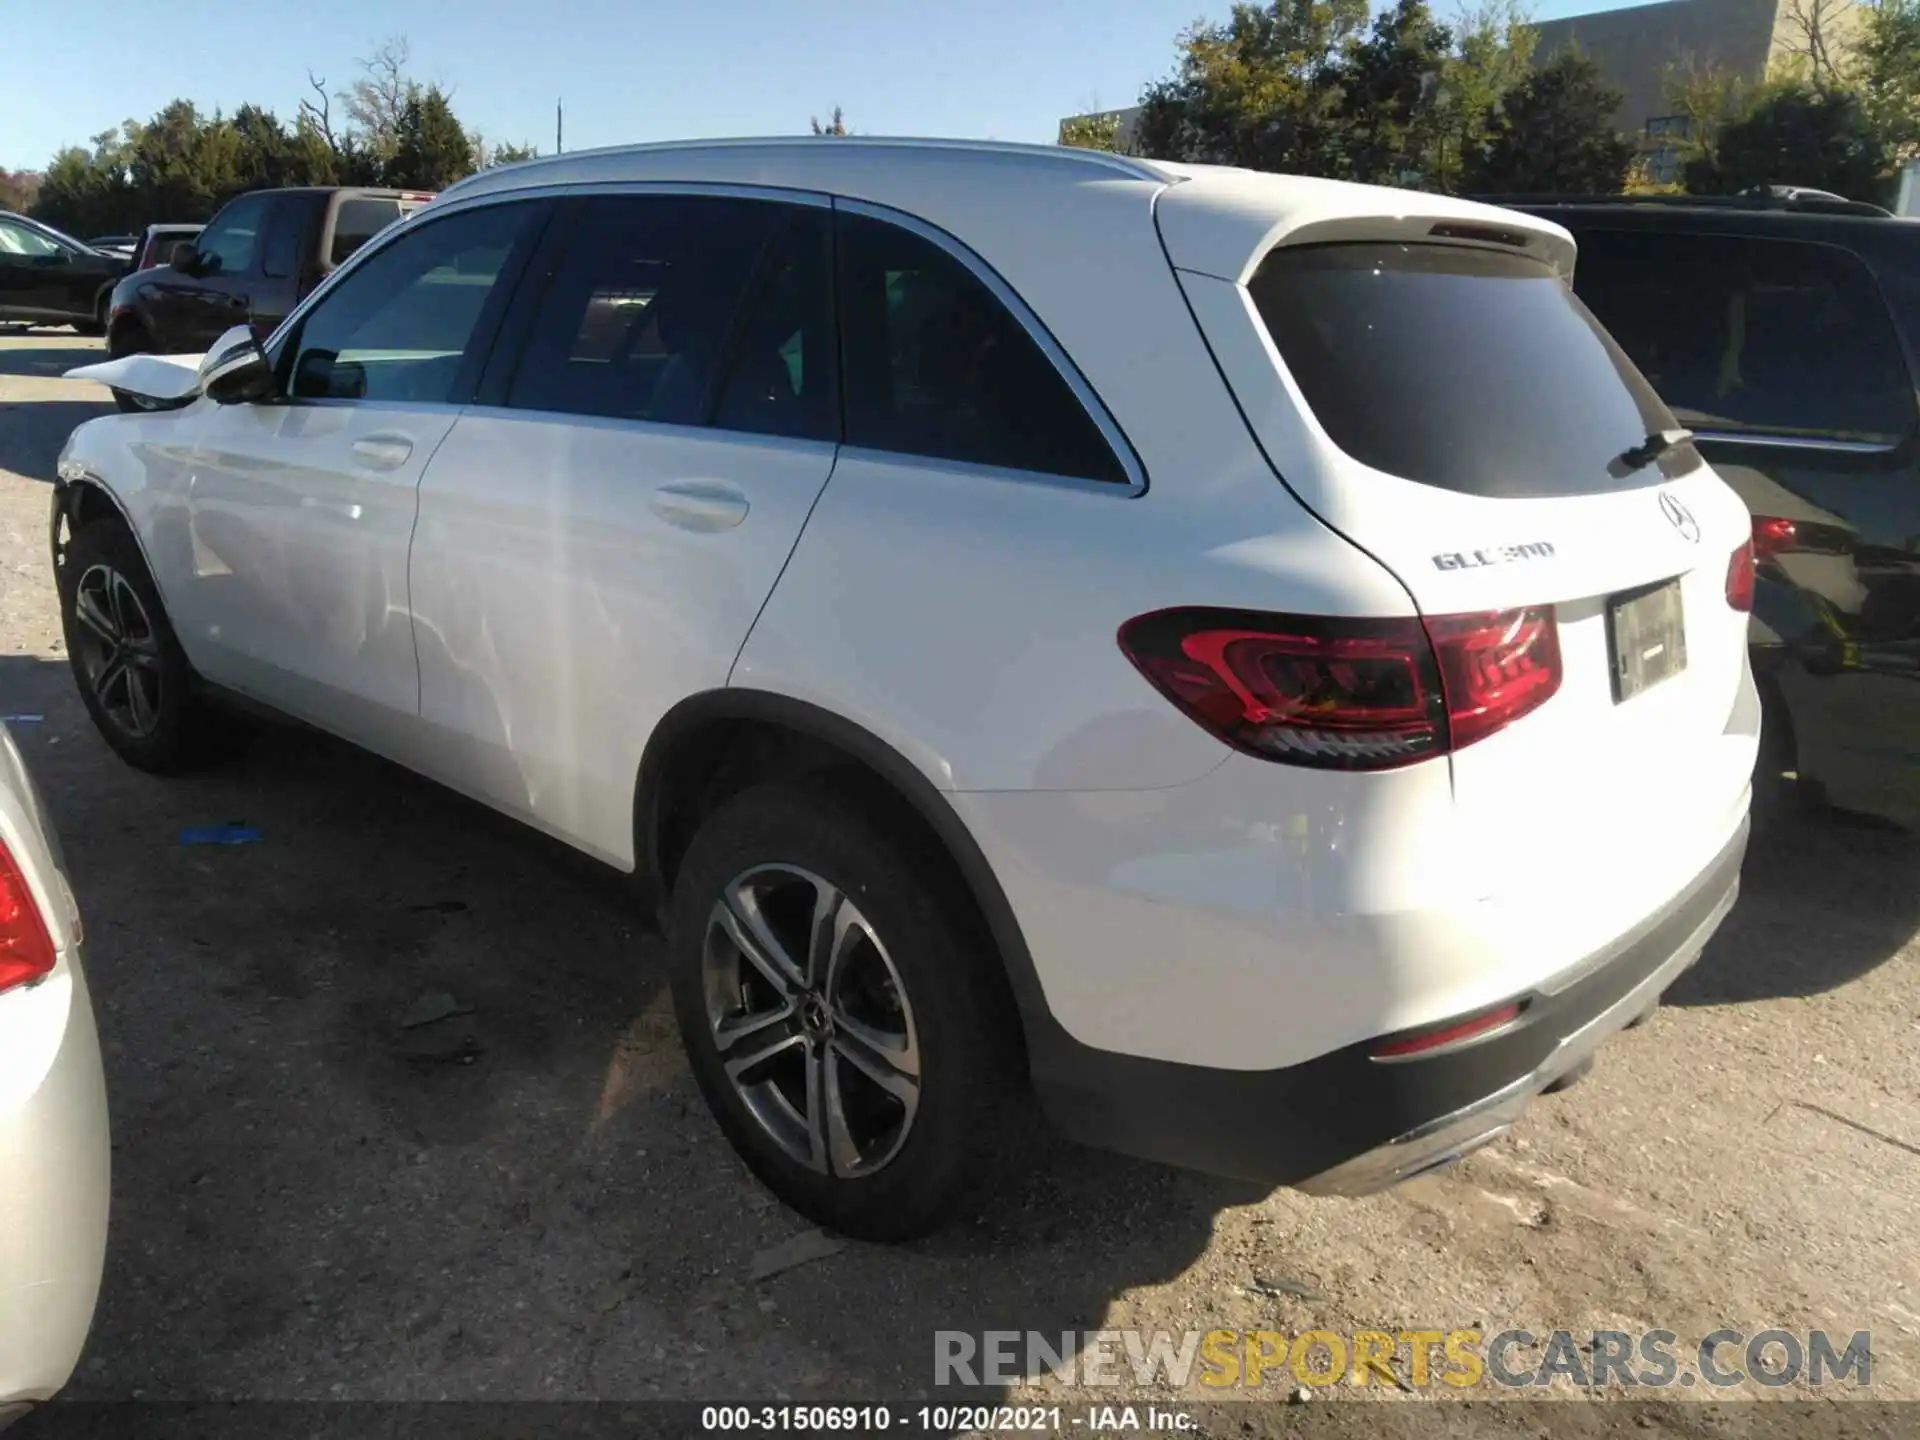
[1570,229,1916,445]
[1249,242,1687,498]
[710,208,837,442]
[835,211,1127,484]
[506,194,786,425]
[331,197,405,266]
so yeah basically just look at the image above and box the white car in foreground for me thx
[53,139,1755,1239]
[0,723,109,1423]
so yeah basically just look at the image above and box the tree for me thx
[1428,0,1537,193]
[386,86,475,189]
[343,36,420,163]
[810,106,849,136]
[1777,0,1859,89]
[1659,56,1756,183]
[1132,0,1370,173]
[1334,0,1454,185]
[1058,111,1128,151]
[1855,0,1920,162]
[0,170,41,212]
[1685,81,1890,199]
[1463,47,1634,193]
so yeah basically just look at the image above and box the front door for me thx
[153,192,270,352]
[407,192,841,863]
[176,197,550,755]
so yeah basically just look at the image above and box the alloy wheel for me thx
[71,562,164,738]
[702,864,921,1178]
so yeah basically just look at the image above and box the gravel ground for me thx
[1,330,1916,1434]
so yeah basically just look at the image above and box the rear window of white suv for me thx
[1248,242,1695,498]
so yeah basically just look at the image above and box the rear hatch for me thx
[1161,172,1755,936]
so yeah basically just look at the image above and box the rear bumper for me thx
[0,950,111,1406]
[1032,817,1747,1190]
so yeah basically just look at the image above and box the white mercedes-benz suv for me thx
[53,139,1756,1239]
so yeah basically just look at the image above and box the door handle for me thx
[350,434,414,471]
[651,481,749,532]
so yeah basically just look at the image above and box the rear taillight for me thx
[1117,605,1562,770]
[1372,1001,1523,1060]
[1726,540,1756,612]
[1751,516,1797,559]
[0,838,55,994]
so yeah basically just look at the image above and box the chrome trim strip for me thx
[1692,429,1900,455]
[834,196,1148,496]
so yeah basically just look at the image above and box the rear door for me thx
[1570,222,1920,826]
[406,190,840,863]
[1166,192,1755,943]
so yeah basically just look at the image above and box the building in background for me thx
[1533,0,1863,181]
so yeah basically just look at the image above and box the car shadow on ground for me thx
[0,339,97,379]
[0,336,112,483]
[0,654,1256,1409]
[1667,801,1920,1006]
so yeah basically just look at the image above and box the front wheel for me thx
[667,778,1018,1240]
[57,517,247,773]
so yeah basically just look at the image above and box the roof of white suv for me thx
[436,136,1576,281]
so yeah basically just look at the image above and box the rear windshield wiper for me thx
[1611,428,1696,476]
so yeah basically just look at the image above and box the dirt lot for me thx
[2,330,1917,1432]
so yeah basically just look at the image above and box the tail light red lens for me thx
[1372,1001,1523,1060]
[1726,540,1756,612]
[1751,516,1797,559]
[1117,605,1562,770]
[0,837,55,994]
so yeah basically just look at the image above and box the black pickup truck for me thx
[104,185,432,405]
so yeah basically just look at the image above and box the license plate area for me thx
[1608,578,1687,702]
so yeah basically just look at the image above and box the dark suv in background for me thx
[0,213,129,333]
[104,185,432,391]
[1510,194,1920,829]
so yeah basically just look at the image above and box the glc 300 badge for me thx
[1432,541,1556,571]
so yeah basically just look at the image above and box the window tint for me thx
[711,209,837,442]
[196,194,269,276]
[836,212,1126,483]
[286,201,536,405]
[1250,242,1688,498]
[506,194,785,425]
[331,197,405,266]
[1570,230,1916,445]
[261,199,303,279]
[0,220,63,259]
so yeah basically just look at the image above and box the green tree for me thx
[1058,111,1127,151]
[1334,0,1454,185]
[1133,0,1370,172]
[1463,47,1634,193]
[1659,57,1756,185]
[1855,0,1920,162]
[386,86,475,189]
[1429,0,1537,193]
[1685,82,1890,199]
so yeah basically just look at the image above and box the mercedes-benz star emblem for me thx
[1659,491,1700,544]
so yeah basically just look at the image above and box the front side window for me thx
[1250,242,1689,498]
[0,219,64,259]
[285,200,538,405]
[196,194,270,276]
[835,211,1127,483]
[505,194,789,425]
[1570,229,1917,446]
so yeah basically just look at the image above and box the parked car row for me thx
[12,140,1916,1419]
[0,214,128,334]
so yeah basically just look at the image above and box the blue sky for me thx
[4,0,1634,173]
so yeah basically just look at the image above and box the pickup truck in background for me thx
[103,186,433,410]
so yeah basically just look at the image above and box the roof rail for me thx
[1466,189,1893,219]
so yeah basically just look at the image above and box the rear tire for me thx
[57,517,249,774]
[667,776,1017,1241]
